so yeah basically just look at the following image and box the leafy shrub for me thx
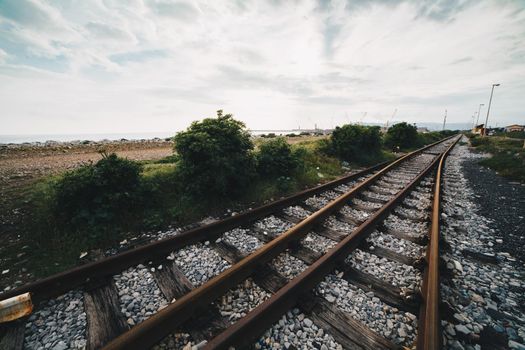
[174,110,255,198]
[53,153,143,238]
[384,122,419,150]
[257,137,299,177]
[328,124,382,163]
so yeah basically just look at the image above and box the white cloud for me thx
[0,48,7,63]
[0,0,524,135]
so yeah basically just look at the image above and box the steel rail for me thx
[202,136,460,350]
[417,137,460,349]
[102,137,456,350]
[0,136,453,304]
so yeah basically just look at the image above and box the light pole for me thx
[475,103,484,126]
[483,84,500,136]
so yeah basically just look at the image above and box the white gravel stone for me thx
[383,213,428,236]
[305,195,330,209]
[270,253,308,280]
[283,205,311,219]
[368,230,423,258]
[334,183,354,193]
[223,228,263,254]
[340,206,371,222]
[323,215,356,233]
[316,274,418,346]
[173,244,231,287]
[319,190,342,201]
[24,290,87,350]
[114,266,167,325]
[218,279,271,323]
[301,232,337,253]
[347,249,421,290]
[254,216,293,237]
[256,308,342,350]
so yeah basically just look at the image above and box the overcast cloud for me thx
[0,0,524,134]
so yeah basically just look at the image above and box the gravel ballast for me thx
[440,139,525,350]
[173,244,231,287]
[24,291,87,350]
[316,274,418,346]
[256,308,343,350]
[114,266,167,326]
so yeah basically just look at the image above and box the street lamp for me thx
[483,84,500,136]
[475,103,484,126]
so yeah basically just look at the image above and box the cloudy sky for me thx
[0,0,524,135]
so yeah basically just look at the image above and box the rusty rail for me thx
[102,137,457,350]
[417,136,460,349]
[203,137,460,350]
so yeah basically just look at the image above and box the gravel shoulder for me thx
[441,140,525,350]
[461,154,525,263]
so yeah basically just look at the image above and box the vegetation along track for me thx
[0,136,460,350]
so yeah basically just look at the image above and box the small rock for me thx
[509,341,525,350]
[455,324,470,335]
[303,318,313,327]
[453,260,463,273]
[52,341,67,350]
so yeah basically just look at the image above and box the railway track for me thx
[0,135,460,350]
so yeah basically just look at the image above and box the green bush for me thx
[384,122,419,150]
[53,153,143,238]
[329,124,382,163]
[257,137,299,177]
[174,110,255,198]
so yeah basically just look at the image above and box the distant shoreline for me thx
[0,130,307,145]
[0,132,177,145]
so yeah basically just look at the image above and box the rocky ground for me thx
[440,139,525,350]
[462,154,525,263]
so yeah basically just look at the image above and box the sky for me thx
[0,0,524,135]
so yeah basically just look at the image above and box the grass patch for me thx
[468,135,525,183]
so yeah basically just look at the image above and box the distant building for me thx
[504,124,524,133]
[417,127,430,133]
[472,124,485,135]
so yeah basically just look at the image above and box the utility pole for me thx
[475,103,484,126]
[483,83,500,137]
[442,109,447,131]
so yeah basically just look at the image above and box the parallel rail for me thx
[1,135,458,350]
[0,136,452,304]
[102,136,459,350]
